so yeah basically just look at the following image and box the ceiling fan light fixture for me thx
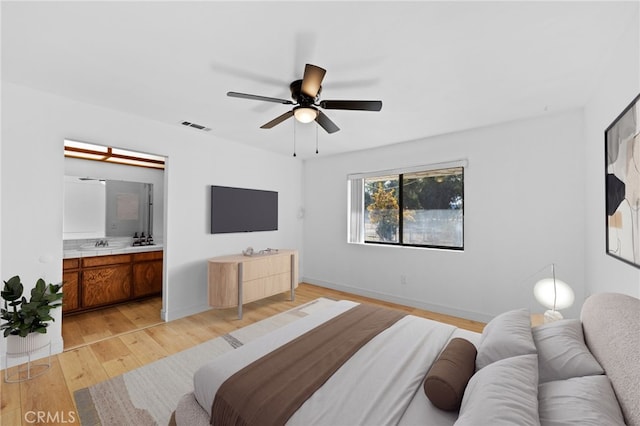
[228,63,380,134]
[293,106,318,123]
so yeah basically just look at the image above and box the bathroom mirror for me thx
[63,176,153,239]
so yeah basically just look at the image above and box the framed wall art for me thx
[605,93,640,269]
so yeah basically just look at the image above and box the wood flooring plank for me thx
[74,308,116,344]
[57,346,109,393]
[75,305,120,332]
[1,373,22,418]
[99,309,141,336]
[166,316,220,345]
[19,358,77,426]
[81,330,114,344]
[1,408,23,426]
[101,352,142,378]
[89,338,142,377]
[118,330,170,364]
[60,317,85,349]
[89,338,133,365]
[182,311,235,337]
[145,322,197,355]
[116,298,162,328]
[64,305,125,345]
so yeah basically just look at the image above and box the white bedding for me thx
[194,300,359,418]
[193,301,473,425]
[178,293,637,426]
[288,315,457,425]
[398,328,480,426]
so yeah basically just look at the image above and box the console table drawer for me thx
[243,255,291,281]
[243,272,291,304]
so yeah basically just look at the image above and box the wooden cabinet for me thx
[62,258,80,313]
[62,272,80,311]
[62,250,163,315]
[133,251,163,297]
[208,249,298,318]
[82,262,132,308]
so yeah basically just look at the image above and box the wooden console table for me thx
[207,249,298,319]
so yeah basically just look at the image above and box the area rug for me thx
[74,298,338,426]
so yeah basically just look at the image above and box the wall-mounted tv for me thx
[210,185,278,234]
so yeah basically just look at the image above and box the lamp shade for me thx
[293,106,318,123]
[533,278,574,311]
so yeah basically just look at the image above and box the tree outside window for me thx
[366,179,399,242]
[362,167,463,249]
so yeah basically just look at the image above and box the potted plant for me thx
[1,275,63,354]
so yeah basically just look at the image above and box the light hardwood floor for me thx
[62,297,163,350]
[1,283,484,426]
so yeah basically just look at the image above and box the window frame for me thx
[348,161,466,251]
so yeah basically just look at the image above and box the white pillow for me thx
[533,319,604,383]
[538,375,625,425]
[476,308,536,370]
[455,354,539,426]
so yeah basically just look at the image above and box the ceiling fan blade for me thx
[301,64,326,98]
[228,91,293,105]
[315,111,340,134]
[319,100,382,111]
[260,110,294,129]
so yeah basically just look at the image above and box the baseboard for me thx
[302,277,492,323]
[162,302,211,322]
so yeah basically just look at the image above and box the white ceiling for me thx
[2,1,637,159]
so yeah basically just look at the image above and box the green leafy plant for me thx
[1,275,63,337]
[367,182,400,241]
[367,182,415,242]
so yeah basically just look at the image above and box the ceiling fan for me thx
[227,64,382,134]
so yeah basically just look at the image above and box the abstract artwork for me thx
[605,93,640,268]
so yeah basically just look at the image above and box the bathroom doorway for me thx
[61,140,167,349]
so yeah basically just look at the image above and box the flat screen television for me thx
[210,185,278,234]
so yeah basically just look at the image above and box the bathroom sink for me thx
[80,241,128,250]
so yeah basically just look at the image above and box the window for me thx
[348,162,465,250]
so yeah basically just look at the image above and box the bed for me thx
[172,292,639,426]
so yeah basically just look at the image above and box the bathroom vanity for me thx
[62,246,163,314]
[62,174,163,314]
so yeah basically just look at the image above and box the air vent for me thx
[181,121,211,132]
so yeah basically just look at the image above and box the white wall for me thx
[1,82,304,363]
[302,110,587,322]
[584,12,640,297]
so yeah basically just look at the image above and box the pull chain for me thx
[292,119,297,157]
[315,121,319,154]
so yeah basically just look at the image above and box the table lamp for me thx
[533,264,574,323]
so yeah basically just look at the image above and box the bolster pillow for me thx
[424,337,477,411]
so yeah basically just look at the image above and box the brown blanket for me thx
[211,304,406,426]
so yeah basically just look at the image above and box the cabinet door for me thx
[82,265,132,308]
[62,271,79,312]
[133,261,163,297]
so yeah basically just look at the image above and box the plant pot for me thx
[5,332,51,355]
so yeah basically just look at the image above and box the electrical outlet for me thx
[400,274,407,285]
